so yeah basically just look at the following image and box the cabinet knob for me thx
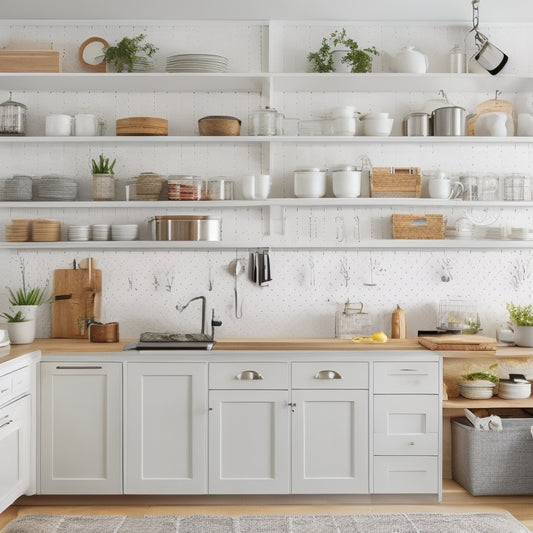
[314,370,343,380]
[235,370,264,380]
[288,402,296,412]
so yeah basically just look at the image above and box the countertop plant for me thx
[506,302,533,326]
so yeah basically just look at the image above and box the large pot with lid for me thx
[432,106,466,136]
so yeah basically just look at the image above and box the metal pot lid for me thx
[500,373,530,384]
[432,105,465,113]
[331,165,360,172]
[253,106,279,113]
[405,112,430,118]
[294,167,327,172]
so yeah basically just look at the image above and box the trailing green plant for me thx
[7,258,49,306]
[461,364,499,384]
[307,28,379,73]
[102,33,158,73]
[91,154,116,175]
[506,302,533,326]
[0,310,27,323]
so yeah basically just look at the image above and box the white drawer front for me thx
[209,362,289,389]
[292,362,368,389]
[373,362,439,394]
[374,395,439,455]
[373,456,439,494]
[11,366,31,397]
[0,374,11,405]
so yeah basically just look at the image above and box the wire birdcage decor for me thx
[437,299,481,334]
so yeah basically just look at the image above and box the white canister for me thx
[241,174,271,200]
[45,114,72,136]
[331,166,362,198]
[331,106,358,136]
[74,113,99,136]
[294,168,327,198]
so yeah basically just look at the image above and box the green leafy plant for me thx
[91,154,116,175]
[461,364,499,384]
[307,28,379,73]
[7,258,49,306]
[506,302,533,326]
[0,310,28,323]
[462,315,482,335]
[102,33,158,73]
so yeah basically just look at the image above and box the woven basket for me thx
[371,167,421,198]
[392,214,445,239]
[198,115,241,136]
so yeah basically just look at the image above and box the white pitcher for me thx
[391,46,428,73]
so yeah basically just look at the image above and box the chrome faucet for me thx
[177,296,206,334]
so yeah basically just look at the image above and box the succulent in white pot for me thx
[0,311,35,344]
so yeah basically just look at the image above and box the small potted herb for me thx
[102,33,158,73]
[91,154,117,201]
[307,28,379,73]
[506,302,533,347]
[0,310,35,344]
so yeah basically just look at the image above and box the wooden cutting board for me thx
[418,334,498,351]
[52,261,102,339]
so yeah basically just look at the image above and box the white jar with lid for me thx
[331,165,362,198]
[249,107,283,136]
[330,106,358,136]
[294,168,327,198]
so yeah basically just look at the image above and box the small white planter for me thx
[6,320,35,344]
[332,50,351,73]
[513,326,533,347]
[11,304,38,321]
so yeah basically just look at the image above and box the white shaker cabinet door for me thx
[209,389,290,494]
[39,362,122,494]
[291,389,369,494]
[124,362,208,494]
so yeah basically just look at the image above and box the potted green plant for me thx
[0,310,35,344]
[102,33,158,73]
[91,153,117,201]
[307,28,379,73]
[506,302,533,347]
[458,365,499,399]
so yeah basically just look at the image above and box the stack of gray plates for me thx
[37,175,78,201]
[165,54,228,72]
[4,175,32,201]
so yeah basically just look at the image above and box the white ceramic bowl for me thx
[363,118,394,136]
[498,379,531,399]
[458,380,495,400]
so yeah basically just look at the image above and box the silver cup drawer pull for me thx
[236,370,264,380]
[314,370,343,380]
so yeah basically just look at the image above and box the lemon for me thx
[371,331,388,343]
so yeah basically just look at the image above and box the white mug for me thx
[74,114,99,136]
[241,174,271,200]
[45,114,72,136]
[428,178,463,200]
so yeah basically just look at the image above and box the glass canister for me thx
[249,107,283,136]
[335,300,373,339]
[0,92,27,136]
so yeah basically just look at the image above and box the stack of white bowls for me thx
[361,112,394,136]
[68,225,90,241]
[91,224,111,241]
[458,380,496,399]
[111,224,138,241]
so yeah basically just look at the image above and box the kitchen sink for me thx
[123,332,214,351]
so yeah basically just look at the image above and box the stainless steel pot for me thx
[152,215,221,241]
[432,106,465,136]
[403,112,430,136]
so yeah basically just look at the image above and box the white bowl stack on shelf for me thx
[509,227,533,240]
[91,224,110,241]
[484,226,506,239]
[68,225,90,241]
[458,380,496,399]
[165,54,228,72]
[111,224,138,241]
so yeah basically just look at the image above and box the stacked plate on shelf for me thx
[509,227,533,240]
[91,224,111,241]
[111,224,138,241]
[68,225,90,241]
[4,175,33,201]
[37,175,78,201]
[4,219,31,242]
[31,219,61,242]
[165,54,228,72]
[131,57,154,72]
[484,226,506,239]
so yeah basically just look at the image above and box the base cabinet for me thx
[124,362,208,494]
[39,362,122,494]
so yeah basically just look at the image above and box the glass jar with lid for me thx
[0,92,27,136]
[249,106,283,136]
[335,300,373,339]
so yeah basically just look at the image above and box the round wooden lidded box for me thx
[116,116,168,136]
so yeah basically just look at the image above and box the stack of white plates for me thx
[509,227,533,240]
[68,225,90,241]
[111,224,138,241]
[37,175,78,201]
[4,175,32,201]
[91,224,110,241]
[458,380,496,399]
[485,226,506,239]
[131,57,154,72]
[165,54,228,73]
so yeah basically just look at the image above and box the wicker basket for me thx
[392,214,445,239]
[371,167,421,198]
[198,115,241,136]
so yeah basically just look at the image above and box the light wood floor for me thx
[1,481,532,531]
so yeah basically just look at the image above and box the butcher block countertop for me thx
[3,337,533,364]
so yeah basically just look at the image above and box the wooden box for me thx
[392,214,445,239]
[0,50,61,72]
[371,166,421,198]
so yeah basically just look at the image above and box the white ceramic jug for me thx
[391,46,428,73]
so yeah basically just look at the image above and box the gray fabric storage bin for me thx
[452,417,533,495]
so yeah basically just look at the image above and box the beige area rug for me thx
[1,512,529,533]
